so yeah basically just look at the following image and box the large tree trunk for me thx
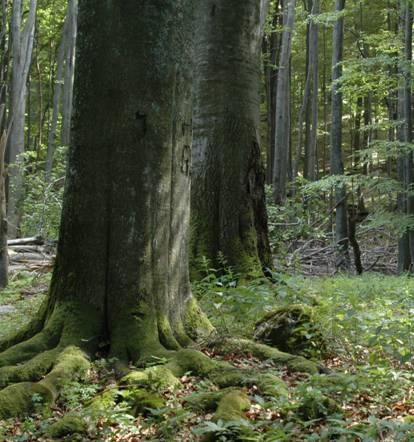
[0,0,212,394]
[273,0,296,205]
[0,1,320,419]
[7,0,37,238]
[191,0,272,276]
[330,0,350,270]
[397,0,413,273]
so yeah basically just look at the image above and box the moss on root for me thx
[183,297,215,341]
[0,348,59,388]
[0,346,90,418]
[211,338,320,374]
[184,388,238,412]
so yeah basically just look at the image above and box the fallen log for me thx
[7,236,44,246]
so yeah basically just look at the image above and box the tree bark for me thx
[330,0,350,270]
[7,0,37,238]
[273,0,296,205]
[191,0,272,276]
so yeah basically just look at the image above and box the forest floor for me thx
[1,267,414,441]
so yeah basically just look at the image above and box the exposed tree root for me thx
[0,346,90,418]
[209,337,323,374]
[0,296,325,436]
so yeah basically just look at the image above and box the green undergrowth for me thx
[0,272,49,340]
[1,270,414,440]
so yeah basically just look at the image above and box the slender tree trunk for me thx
[330,0,350,270]
[0,0,9,288]
[265,2,282,184]
[397,0,413,272]
[191,0,272,276]
[0,130,8,287]
[7,0,37,238]
[61,0,77,146]
[45,15,69,179]
[273,0,296,205]
[294,22,310,180]
[306,0,319,181]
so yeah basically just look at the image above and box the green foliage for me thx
[0,272,49,340]
[20,146,67,239]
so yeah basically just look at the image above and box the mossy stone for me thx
[297,394,340,420]
[254,304,325,356]
[46,415,87,438]
[130,390,165,416]
[0,382,53,418]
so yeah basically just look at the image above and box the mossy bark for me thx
[191,0,272,277]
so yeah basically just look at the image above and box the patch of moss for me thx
[211,338,319,374]
[210,368,288,398]
[213,390,250,422]
[46,415,87,438]
[171,349,222,377]
[297,393,340,420]
[0,382,53,418]
[184,388,237,411]
[183,297,215,341]
[130,390,165,416]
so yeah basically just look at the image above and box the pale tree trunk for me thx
[397,0,413,273]
[294,21,311,180]
[273,0,296,205]
[45,15,69,179]
[0,130,8,287]
[192,0,272,276]
[7,0,37,238]
[61,0,77,146]
[330,0,350,270]
[264,0,282,184]
[0,0,9,287]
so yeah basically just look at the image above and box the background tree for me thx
[191,0,272,276]
[273,0,296,205]
[330,0,350,270]
[7,0,37,237]
[397,0,413,272]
